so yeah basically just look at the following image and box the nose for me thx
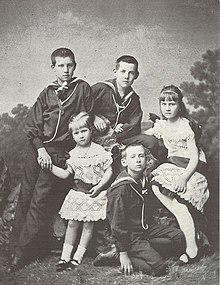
[124,72,129,79]
[165,104,170,111]
[79,132,84,138]
[136,156,141,163]
[63,65,68,73]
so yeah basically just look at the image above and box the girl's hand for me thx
[114,124,124,133]
[89,186,101,198]
[119,252,133,275]
[174,176,187,194]
[37,147,52,170]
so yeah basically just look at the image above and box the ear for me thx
[51,64,55,69]
[134,71,139,80]
[121,158,127,168]
[113,68,117,77]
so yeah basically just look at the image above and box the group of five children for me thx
[8,48,209,276]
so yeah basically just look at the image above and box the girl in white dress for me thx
[145,85,209,265]
[50,112,113,271]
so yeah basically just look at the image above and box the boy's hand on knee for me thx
[114,124,124,133]
[94,115,108,132]
[119,252,133,275]
[37,147,52,170]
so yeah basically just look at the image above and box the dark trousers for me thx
[128,224,186,274]
[10,143,70,258]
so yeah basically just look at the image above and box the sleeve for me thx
[25,91,46,149]
[186,125,196,146]
[102,151,113,170]
[116,95,142,139]
[91,83,109,116]
[66,151,76,174]
[81,82,94,114]
[107,188,131,252]
[144,119,163,139]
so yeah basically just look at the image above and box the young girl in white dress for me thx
[50,112,113,271]
[145,85,209,265]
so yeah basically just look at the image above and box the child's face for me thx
[113,62,137,89]
[72,126,91,147]
[122,145,146,176]
[160,99,179,120]
[52,56,76,85]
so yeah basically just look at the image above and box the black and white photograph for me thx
[0,0,219,284]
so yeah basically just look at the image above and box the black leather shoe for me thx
[56,259,71,272]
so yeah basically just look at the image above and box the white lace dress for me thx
[59,142,113,222]
[146,118,209,212]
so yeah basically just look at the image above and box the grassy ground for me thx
[0,252,218,285]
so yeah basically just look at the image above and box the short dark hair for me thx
[121,143,145,159]
[115,55,139,74]
[51,48,76,66]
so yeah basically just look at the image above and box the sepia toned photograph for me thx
[0,0,219,284]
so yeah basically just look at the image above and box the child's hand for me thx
[94,115,108,133]
[114,124,124,133]
[37,147,52,170]
[89,185,101,198]
[119,252,133,275]
[174,176,187,193]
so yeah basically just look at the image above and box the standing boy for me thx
[9,48,94,271]
[92,55,159,159]
[106,144,185,276]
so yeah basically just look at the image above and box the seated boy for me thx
[91,55,160,159]
[105,144,186,276]
[9,48,94,271]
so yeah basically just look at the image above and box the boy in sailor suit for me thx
[106,144,186,276]
[92,55,160,159]
[9,48,94,271]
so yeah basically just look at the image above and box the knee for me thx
[68,220,79,229]
[83,222,94,232]
[172,201,188,217]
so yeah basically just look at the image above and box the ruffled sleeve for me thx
[144,120,163,139]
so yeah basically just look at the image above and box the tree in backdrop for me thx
[180,48,219,245]
[0,104,29,188]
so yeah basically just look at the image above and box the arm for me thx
[91,84,109,132]
[107,188,133,274]
[81,82,94,114]
[89,166,113,198]
[50,164,71,179]
[115,96,142,139]
[26,91,46,150]
[175,136,199,193]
